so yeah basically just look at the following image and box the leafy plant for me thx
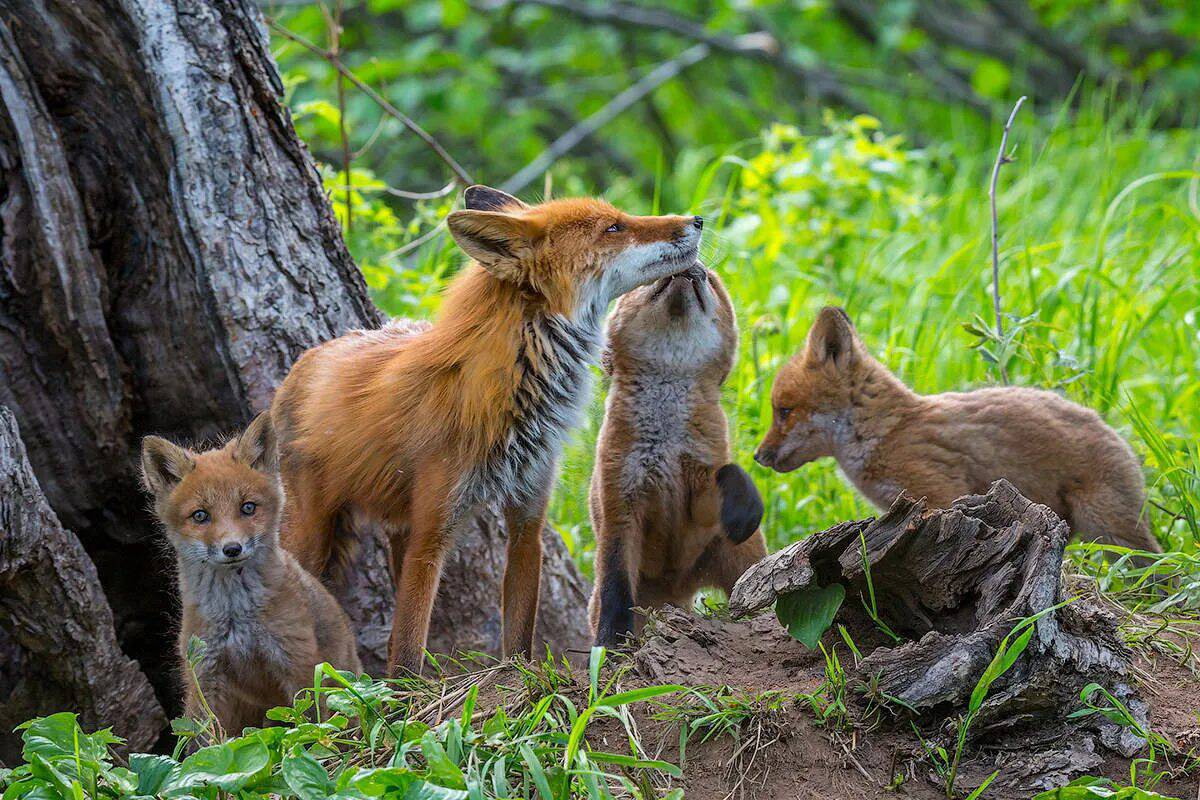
[774,582,846,648]
[942,604,1066,797]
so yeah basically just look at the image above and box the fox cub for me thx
[272,185,705,674]
[140,413,361,733]
[755,307,1160,552]
[590,265,766,646]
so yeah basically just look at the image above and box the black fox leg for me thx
[717,463,764,544]
[593,538,635,648]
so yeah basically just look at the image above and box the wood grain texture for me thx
[728,479,1148,783]
[0,408,166,761]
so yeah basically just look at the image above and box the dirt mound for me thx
[627,606,1199,800]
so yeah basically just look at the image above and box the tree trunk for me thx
[0,0,588,747]
[0,409,166,761]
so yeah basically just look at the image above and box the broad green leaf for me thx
[282,749,334,800]
[775,583,846,648]
[175,736,271,792]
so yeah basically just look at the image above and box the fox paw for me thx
[717,464,764,544]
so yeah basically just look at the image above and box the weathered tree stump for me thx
[0,409,166,761]
[728,480,1147,785]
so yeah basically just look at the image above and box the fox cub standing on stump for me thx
[272,186,705,674]
[590,265,766,647]
[140,413,361,734]
[755,307,1160,552]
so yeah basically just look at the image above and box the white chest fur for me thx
[619,375,694,496]
[181,559,290,672]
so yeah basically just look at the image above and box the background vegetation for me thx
[2,2,1197,798]
[266,0,1199,574]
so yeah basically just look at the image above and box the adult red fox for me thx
[140,413,361,733]
[589,265,766,647]
[755,307,1160,552]
[273,185,704,673]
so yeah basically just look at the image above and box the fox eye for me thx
[190,509,210,524]
[605,222,622,233]
[776,407,792,422]
[241,501,257,516]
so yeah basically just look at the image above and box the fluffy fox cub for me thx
[140,413,361,733]
[273,185,704,674]
[755,307,1161,552]
[589,265,766,647]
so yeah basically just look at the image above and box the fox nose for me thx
[222,542,243,558]
[754,446,775,468]
[692,215,703,231]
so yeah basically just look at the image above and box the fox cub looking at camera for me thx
[755,307,1160,553]
[272,185,705,674]
[140,413,361,733]
[590,264,766,647]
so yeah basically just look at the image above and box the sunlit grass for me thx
[357,107,1199,573]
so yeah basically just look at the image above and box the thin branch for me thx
[321,0,353,233]
[265,16,474,186]
[501,43,710,195]
[983,0,1121,85]
[988,95,1026,385]
[384,221,447,261]
[326,179,458,201]
[475,0,873,118]
[832,0,994,118]
[381,180,458,201]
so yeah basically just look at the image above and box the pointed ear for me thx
[234,412,278,473]
[806,306,859,369]
[446,209,537,283]
[140,436,195,496]
[464,185,528,212]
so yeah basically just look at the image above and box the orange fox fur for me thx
[589,266,766,646]
[272,185,704,673]
[140,413,361,734]
[755,307,1160,552]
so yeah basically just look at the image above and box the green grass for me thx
[0,653,688,800]
[354,105,1200,572]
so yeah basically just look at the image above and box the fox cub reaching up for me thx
[755,307,1160,552]
[140,413,361,733]
[590,265,766,647]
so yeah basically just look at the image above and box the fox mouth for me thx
[650,264,708,314]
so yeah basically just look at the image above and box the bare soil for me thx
[606,606,1200,800]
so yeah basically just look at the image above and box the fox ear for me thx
[806,306,859,370]
[140,436,194,496]
[464,185,528,212]
[234,412,278,473]
[447,209,537,283]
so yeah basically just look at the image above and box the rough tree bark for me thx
[0,409,166,763]
[0,0,589,748]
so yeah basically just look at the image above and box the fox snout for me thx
[753,443,779,470]
[214,538,250,564]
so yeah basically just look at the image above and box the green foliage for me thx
[0,660,688,800]
[774,583,845,649]
[1033,776,1184,800]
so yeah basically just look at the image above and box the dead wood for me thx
[724,480,1148,788]
[0,408,167,761]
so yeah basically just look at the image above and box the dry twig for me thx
[266,16,474,186]
[475,0,872,118]
[501,43,710,194]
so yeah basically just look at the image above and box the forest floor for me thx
[531,606,1200,800]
